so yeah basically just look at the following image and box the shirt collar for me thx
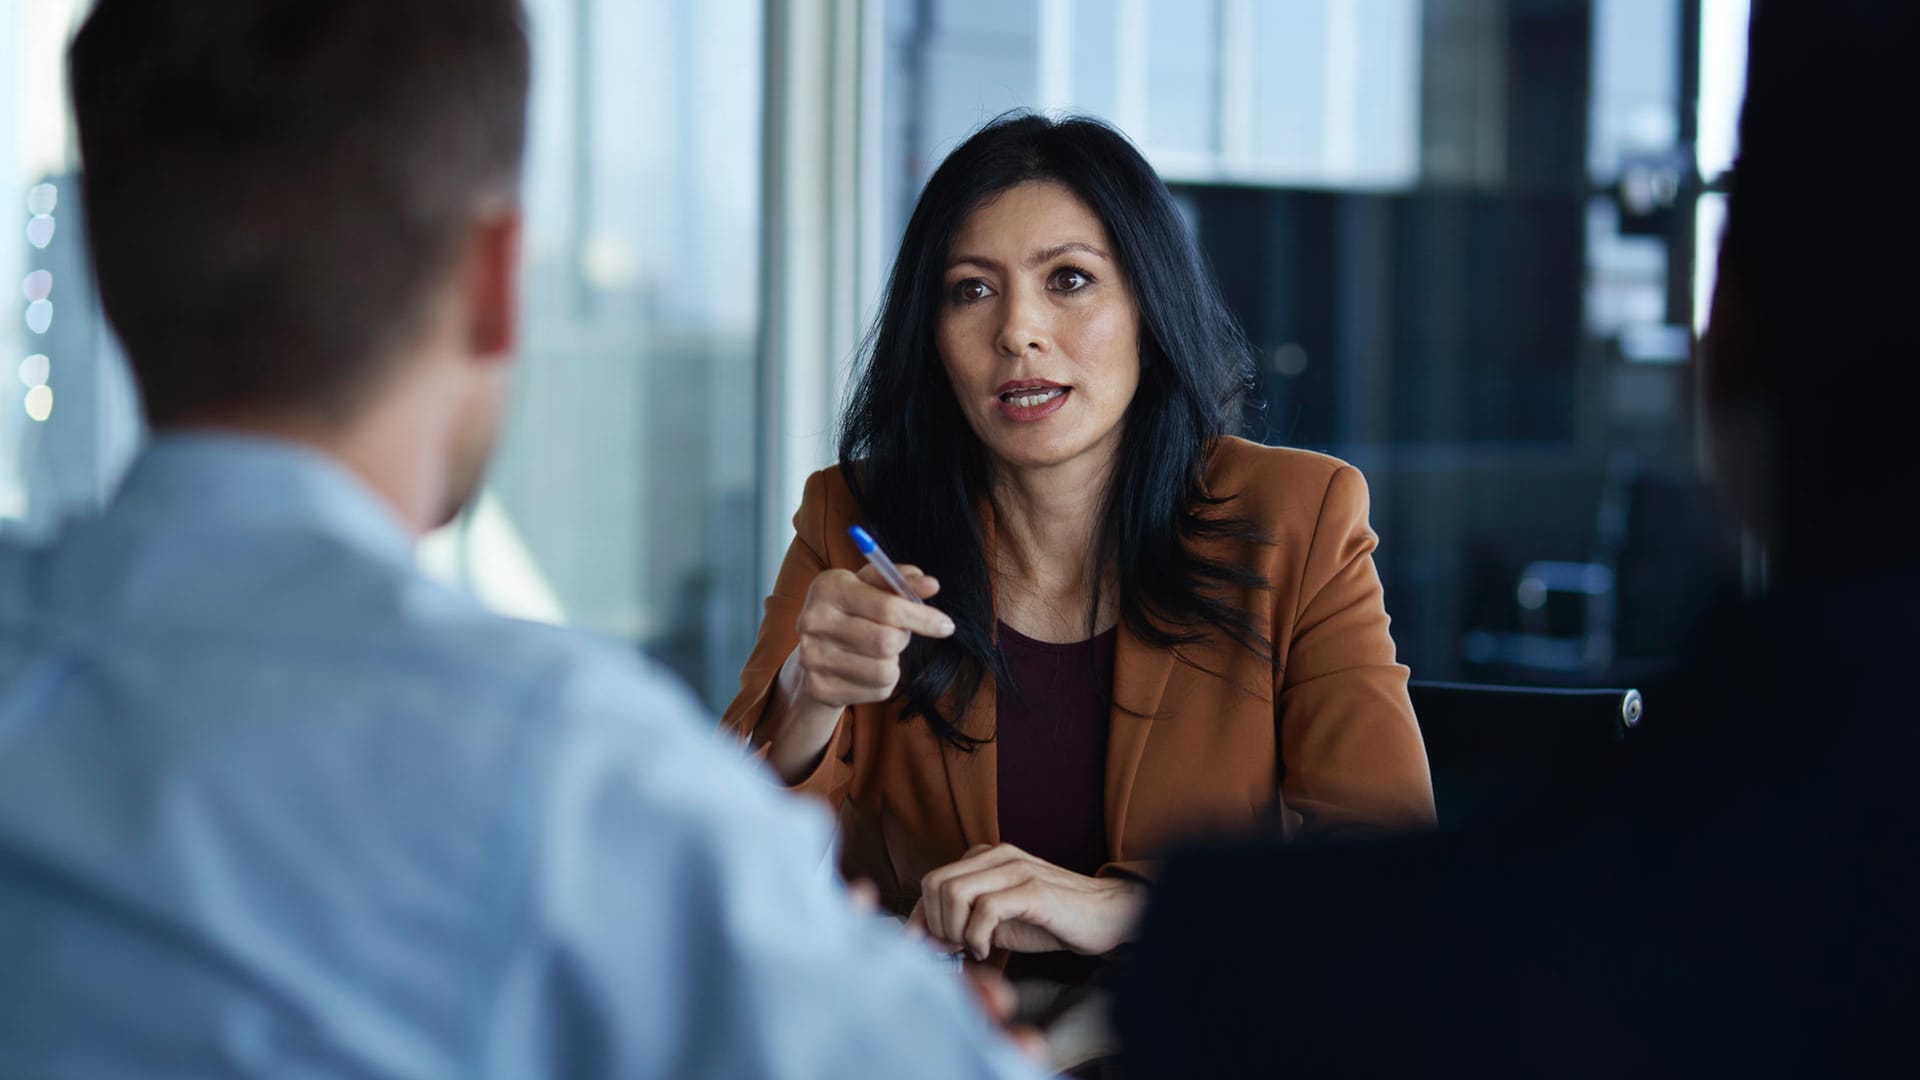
[111,431,418,568]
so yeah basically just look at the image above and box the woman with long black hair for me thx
[724,113,1432,976]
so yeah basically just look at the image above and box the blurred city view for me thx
[3,0,1747,707]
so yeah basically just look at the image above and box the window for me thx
[1,1,141,538]
[429,0,766,708]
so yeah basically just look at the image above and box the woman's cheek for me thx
[1071,305,1140,381]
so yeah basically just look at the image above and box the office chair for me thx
[1410,680,1644,828]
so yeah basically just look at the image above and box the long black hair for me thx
[840,112,1270,750]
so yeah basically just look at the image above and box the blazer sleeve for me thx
[1276,465,1436,837]
[719,469,856,804]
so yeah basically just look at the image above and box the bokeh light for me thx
[25,183,58,217]
[17,354,49,388]
[1272,343,1309,378]
[24,384,53,422]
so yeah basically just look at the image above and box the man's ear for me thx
[465,207,522,363]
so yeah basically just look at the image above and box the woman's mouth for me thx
[994,383,1071,421]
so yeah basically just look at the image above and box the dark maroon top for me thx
[994,621,1116,878]
[995,622,1117,988]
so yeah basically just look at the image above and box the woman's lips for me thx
[994,385,1070,421]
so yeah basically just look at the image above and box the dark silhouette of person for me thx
[1115,2,1920,1075]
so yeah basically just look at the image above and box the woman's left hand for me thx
[909,844,1146,961]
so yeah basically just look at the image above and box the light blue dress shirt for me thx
[0,434,1042,1080]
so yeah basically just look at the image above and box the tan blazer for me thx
[722,437,1434,910]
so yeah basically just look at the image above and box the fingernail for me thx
[938,618,956,636]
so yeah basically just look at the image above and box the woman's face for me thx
[936,181,1142,479]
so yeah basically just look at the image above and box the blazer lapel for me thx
[1106,624,1174,859]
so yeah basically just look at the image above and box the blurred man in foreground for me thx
[0,3,1041,1077]
[1117,1,1919,1075]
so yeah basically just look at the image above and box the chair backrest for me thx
[1409,680,1643,828]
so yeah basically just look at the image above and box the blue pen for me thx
[848,526,926,605]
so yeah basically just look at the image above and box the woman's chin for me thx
[982,436,1107,477]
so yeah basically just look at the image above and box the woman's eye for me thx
[1050,267,1092,293]
[951,279,993,304]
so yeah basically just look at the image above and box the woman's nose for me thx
[995,289,1050,357]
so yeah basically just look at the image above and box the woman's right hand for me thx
[757,563,954,784]
[791,564,954,710]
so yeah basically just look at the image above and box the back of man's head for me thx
[1707,0,1918,575]
[69,0,530,427]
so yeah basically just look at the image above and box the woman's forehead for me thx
[952,181,1109,248]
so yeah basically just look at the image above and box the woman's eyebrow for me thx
[1025,241,1108,267]
[945,242,1111,273]
[945,253,1002,272]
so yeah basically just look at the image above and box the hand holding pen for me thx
[848,527,924,607]
[785,527,956,713]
